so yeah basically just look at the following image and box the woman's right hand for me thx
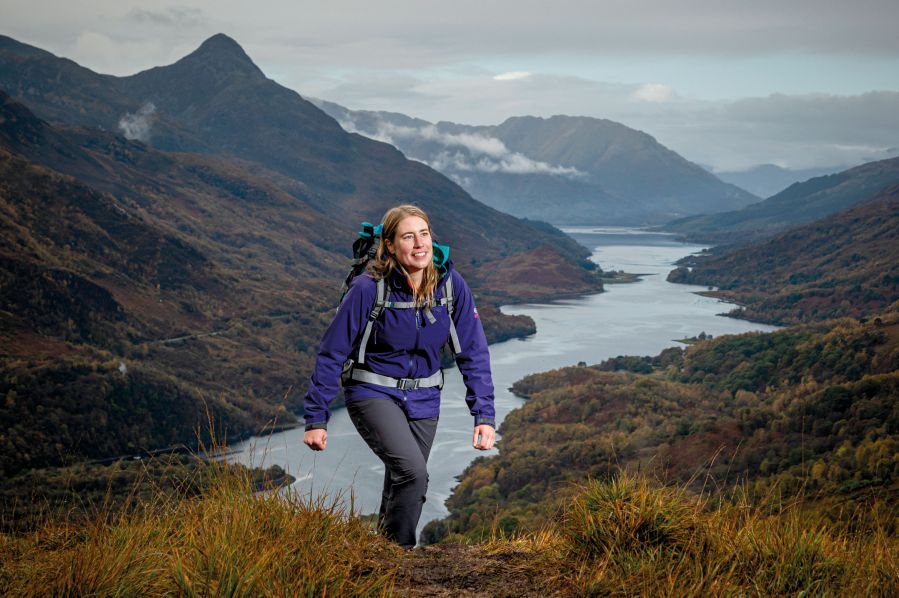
[303,429,327,451]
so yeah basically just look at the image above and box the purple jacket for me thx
[303,262,495,430]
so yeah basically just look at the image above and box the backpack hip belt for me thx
[341,359,444,391]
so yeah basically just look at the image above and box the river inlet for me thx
[227,228,779,538]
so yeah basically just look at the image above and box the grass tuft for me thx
[4,462,899,596]
[0,449,399,597]
[548,472,899,597]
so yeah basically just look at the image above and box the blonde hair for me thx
[368,205,439,305]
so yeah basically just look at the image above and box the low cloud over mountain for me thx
[338,117,584,182]
[314,99,757,225]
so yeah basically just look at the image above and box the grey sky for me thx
[3,0,898,170]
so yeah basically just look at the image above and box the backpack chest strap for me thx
[357,277,462,365]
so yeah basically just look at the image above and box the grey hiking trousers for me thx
[346,397,439,549]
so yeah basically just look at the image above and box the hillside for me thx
[0,34,595,275]
[714,163,853,199]
[422,304,899,545]
[312,100,758,225]
[0,110,339,474]
[5,454,898,597]
[661,156,899,244]
[0,90,592,477]
[0,36,209,153]
[667,198,899,326]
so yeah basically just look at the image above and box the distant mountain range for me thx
[311,100,759,225]
[660,156,899,245]
[712,164,856,199]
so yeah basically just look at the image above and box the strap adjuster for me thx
[396,378,420,391]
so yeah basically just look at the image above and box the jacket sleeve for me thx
[450,271,496,428]
[303,277,373,431]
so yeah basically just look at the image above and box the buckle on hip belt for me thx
[396,378,420,391]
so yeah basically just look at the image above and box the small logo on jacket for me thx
[473,307,479,318]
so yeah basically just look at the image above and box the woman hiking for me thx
[302,205,496,549]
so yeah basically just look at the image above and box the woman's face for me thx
[385,215,433,276]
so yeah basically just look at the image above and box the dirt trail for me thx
[384,543,566,597]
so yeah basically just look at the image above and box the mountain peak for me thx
[118,33,267,121]
[182,33,264,79]
[193,34,247,58]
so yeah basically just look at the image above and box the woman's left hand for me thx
[472,425,495,450]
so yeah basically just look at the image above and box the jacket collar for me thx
[388,260,455,294]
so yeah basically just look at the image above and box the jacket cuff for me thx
[475,417,495,429]
[305,422,328,432]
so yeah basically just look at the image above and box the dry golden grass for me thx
[0,453,399,597]
[481,473,899,597]
[3,462,899,597]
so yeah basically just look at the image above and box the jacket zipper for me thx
[405,307,421,406]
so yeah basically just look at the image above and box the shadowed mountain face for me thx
[661,156,899,245]
[312,100,759,225]
[0,36,210,153]
[0,33,592,272]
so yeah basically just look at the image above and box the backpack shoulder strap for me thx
[357,278,390,365]
[443,274,462,356]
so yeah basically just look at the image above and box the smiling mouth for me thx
[413,252,427,258]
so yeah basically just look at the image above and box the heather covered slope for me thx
[662,156,899,245]
[0,89,351,282]
[0,146,286,476]
[0,88,588,477]
[423,305,899,546]
[668,198,899,326]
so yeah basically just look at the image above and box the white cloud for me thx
[338,118,585,178]
[632,83,678,103]
[494,71,532,81]
[119,102,157,143]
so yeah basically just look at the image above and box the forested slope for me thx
[661,157,899,245]
[423,304,899,543]
[668,199,899,326]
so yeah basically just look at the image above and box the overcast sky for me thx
[3,0,898,171]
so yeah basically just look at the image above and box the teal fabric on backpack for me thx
[432,242,450,274]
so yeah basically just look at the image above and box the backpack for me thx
[339,222,461,390]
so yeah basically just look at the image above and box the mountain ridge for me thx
[713,163,856,199]
[660,156,899,245]
[667,193,899,326]
[312,98,759,225]
[0,33,596,277]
